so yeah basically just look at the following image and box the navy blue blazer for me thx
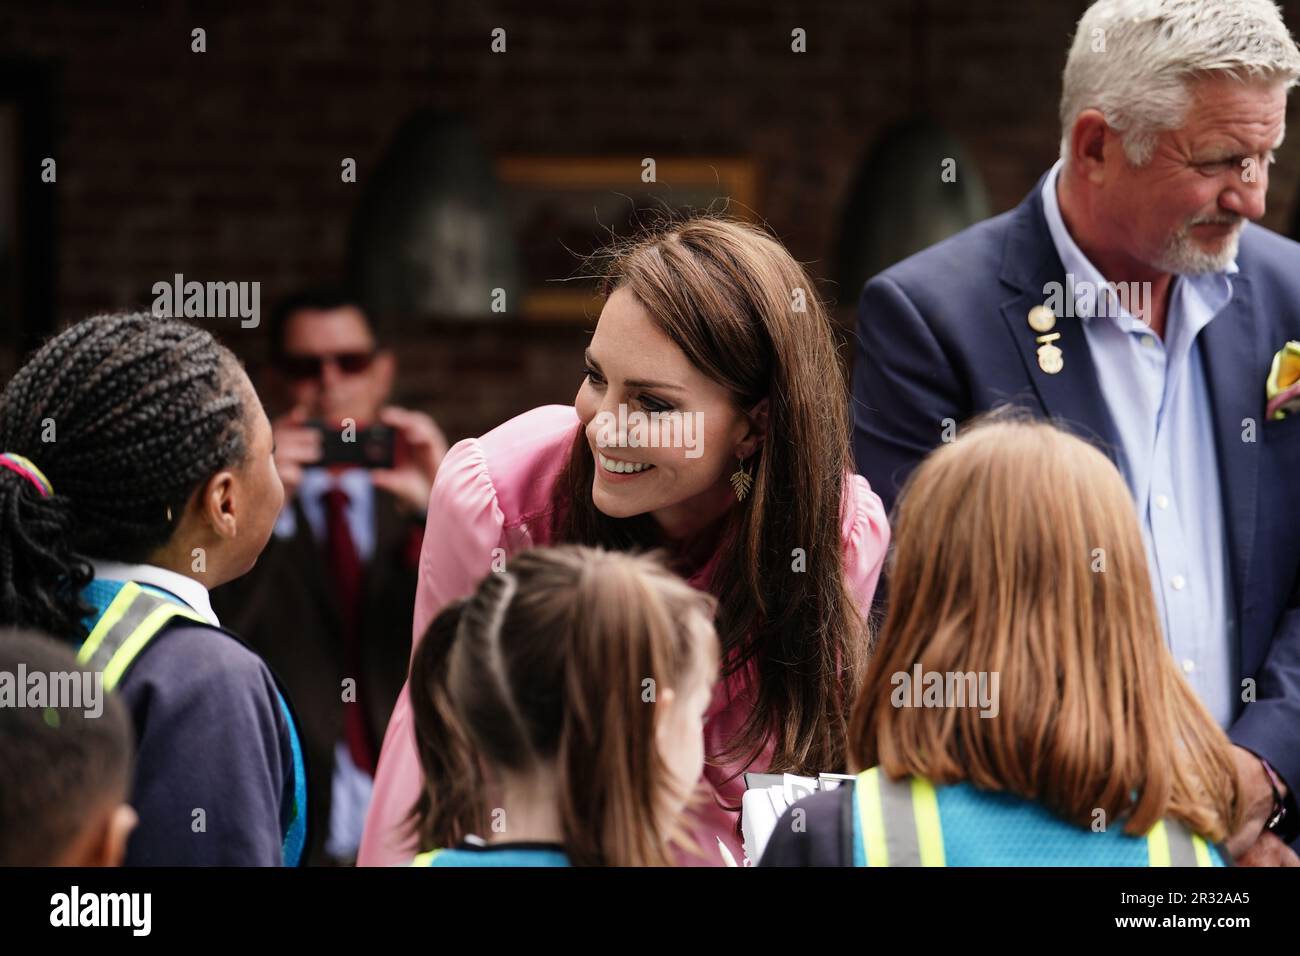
[852,173,1300,839]
[117,622,300,865]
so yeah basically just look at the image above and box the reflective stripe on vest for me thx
[411,850,444,867]
[855,768,1217,867]
[1146,818,1214,867]
[76,582,205,689]
[855,767,946,866]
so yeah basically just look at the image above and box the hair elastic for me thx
[0,453,54,498]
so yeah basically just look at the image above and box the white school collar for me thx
[90,560,221,628]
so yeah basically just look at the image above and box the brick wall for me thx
[4,0,1300,440]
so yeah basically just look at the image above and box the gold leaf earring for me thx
[730,456,753,502]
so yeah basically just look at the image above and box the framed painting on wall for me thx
[495,156,758,322]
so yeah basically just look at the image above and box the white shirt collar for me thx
[90,560,220,628]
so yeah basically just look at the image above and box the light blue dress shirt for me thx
[1041,160,1236,728]
[273,466,377,860]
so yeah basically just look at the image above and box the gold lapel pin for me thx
[1028,305,1056,334]
[1036,332,1064,374]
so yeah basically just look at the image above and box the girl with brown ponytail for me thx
[407,545,719,867]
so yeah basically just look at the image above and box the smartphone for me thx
[307,420,396,469]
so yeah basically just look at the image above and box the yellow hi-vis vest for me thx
[76,582,206,688]
[853,767,1218,866]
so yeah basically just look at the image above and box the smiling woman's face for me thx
[574,287,759,538]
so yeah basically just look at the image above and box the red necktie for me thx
[322,487,377,775]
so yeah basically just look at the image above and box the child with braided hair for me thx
[0,312,307,866]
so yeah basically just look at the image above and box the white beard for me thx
[1150,220,1243,275]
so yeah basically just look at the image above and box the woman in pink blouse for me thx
[359,217,889,866]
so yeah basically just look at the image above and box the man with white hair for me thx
[854,0,1300,865]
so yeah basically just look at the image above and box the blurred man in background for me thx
[213,287,447,865]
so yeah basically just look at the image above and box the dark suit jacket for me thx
[852,173,1300,841]
[211,488,423,864]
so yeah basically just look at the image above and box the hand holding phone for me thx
[272,405,447,513]
[368,406,450,515]
[308,420,396,470]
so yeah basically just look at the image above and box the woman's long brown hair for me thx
[551,215,867,779]
[849,414,1242,840]
[408,545,718,866]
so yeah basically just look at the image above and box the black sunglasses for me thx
[278,350,376,380]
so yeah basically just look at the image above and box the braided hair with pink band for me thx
[0,312,249,640]
[0,453,53,497]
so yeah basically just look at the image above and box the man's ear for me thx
[200,468,240,541]
[1069,109,1111,184]
[734,397,769,460]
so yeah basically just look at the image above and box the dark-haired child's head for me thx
[0,312,284,639]
[409,545,719,866]
[0,629,136,865]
